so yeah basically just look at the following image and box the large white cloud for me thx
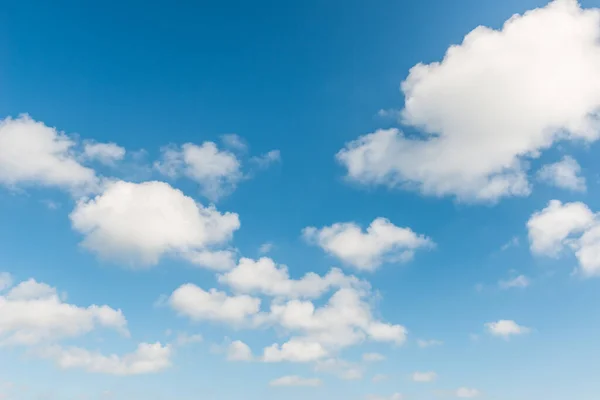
[527,199,600,277]
[154,142,242,201]
[0,115,98,192]
[303,218,433,271]
[0,277,128,346]
[70,180,240,267]
[337,0,600,202]
[169,284,260,325]
[40,342,171,375]
[218,257,365,298]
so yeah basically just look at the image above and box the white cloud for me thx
[0,273,12,292]
[314,358,363,380]
[218,257,365,299]
[527,200,595,257]
[220,134,248,152]
[263,339,328,363]
[181,249,237,271]
[366,394,403,400]
[303,218,433,271]
[417,339,443,348]
[501,236,519,251]
[0,278,127,346]
[362,352,385,362]
[269,375,322,387]
[485,320,530,338]
[0,115,97,192]
[70,180,240,267]
[411,371,437,382]
[169,284,260,325]
[154,142,242,201]
[251,150,281,168]
[337,0,600,202]
[499,275,530,289]
[527,199,600,277]
[258,242,274,254]
[227,340,253,361]
[456,388,481,398]
[261,287,406,361]
[537,156,586,192]
[83,142,126,166]
[40,342,171,375]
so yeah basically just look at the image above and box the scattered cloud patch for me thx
[227,340,253,361]
[456,388,481,398]
[499,275,530,289]
[83,141,126,166]
[411,371,437,383]
[218,257,365,299]
[169,284,260,325]
[527,199,600,276]
[0,277,127,346]
[40,342,171,375]
[303,218,433,271]
[537,156,586,192]
[251,150,281,169]
[485,320,530,338]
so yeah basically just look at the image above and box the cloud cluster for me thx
[337,0,600,202]
[485,320,530,338]
[528,200,600,276]
[0,276,128,346]
[40,342,172,376]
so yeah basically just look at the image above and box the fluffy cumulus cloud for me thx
[411,371,437,383]
[227,340,253,361]
[169,284,260,325]
[527,199,600,276]
[337,0,600,202]
[537,156,586,192]
[269,375,322,387]
[303,218,433,271]
[485,320,530,338]
[261,287,407,362]
[0,277,128,346]
[0,115,98,192]
[154,142,242,201]
[455,388,481,398]
[40,342,171,375]
[83,141,126,165]
[218,257,365,298]
[70,180,240,268]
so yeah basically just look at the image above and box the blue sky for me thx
[1,0,600,399]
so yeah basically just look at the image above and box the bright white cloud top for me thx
[70,180,240,267]
[337,0,600,202]
[528,199,600,277]
[303,218,433,271]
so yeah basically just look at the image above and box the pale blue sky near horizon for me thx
[1,1,600,399]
